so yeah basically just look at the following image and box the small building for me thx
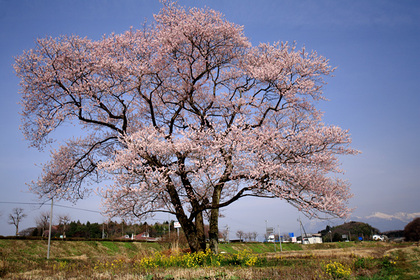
[267,234,276,242]
[132,232,161,242]
[372,234,386,241]
[300,233,323,244]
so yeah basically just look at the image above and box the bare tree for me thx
[36,211,50,237]
[250,232,258,242]
[221,227,229,242]
[236,230,244,242]
[58,214,71,237]
[8,208,27,236]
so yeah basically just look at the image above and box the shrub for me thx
[323,261,352,279]
[380,255,397,275]
[353,256,374,270]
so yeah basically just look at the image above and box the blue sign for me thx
[289,232,294,237]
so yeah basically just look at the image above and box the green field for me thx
[0,239,419,279]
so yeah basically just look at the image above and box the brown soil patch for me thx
[266,246,392,259]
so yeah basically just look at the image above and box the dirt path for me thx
[265,244,408,259]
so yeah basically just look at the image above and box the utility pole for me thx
[278,225,282,252]
[298,217,306,244]
[298,217,302,244]
[265,220,268,242]
[226,225,229,243]
[121,219,124,237]
[102,222,105,239]
[166,215,170,239]
[47,197,53,259]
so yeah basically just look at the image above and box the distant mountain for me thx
[296,212,418,238]
[356,212,420,232]
[361,217,406,232]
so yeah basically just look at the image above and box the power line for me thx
[0,201,102,214]
[0,201,44,205]
[54,204,102,214]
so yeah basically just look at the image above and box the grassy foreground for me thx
[0,239,419,279]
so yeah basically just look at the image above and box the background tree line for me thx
[21,215,176,240]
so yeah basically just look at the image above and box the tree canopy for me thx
[404,217,420,241]
[14,1,358,252]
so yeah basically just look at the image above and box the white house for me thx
[372,234,385,241]
[302,233,323,244]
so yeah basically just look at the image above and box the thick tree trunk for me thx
[177,214,201,253]
[209,187,222,254]
[172,211,207,253]
[209,208,219,254]
[166,180,202,253]
[176,158,206,252]
[195,212,207,251]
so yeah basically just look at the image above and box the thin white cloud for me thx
[366,212,420,222]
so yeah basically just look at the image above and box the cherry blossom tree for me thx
[14,1,358,252]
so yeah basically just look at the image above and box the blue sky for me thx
[0,0,419,238]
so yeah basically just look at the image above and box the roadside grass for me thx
[100,240,122,255]
[0,239,418,279]
[218,242,302,254]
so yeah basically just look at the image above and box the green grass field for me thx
[0,239,418,279]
